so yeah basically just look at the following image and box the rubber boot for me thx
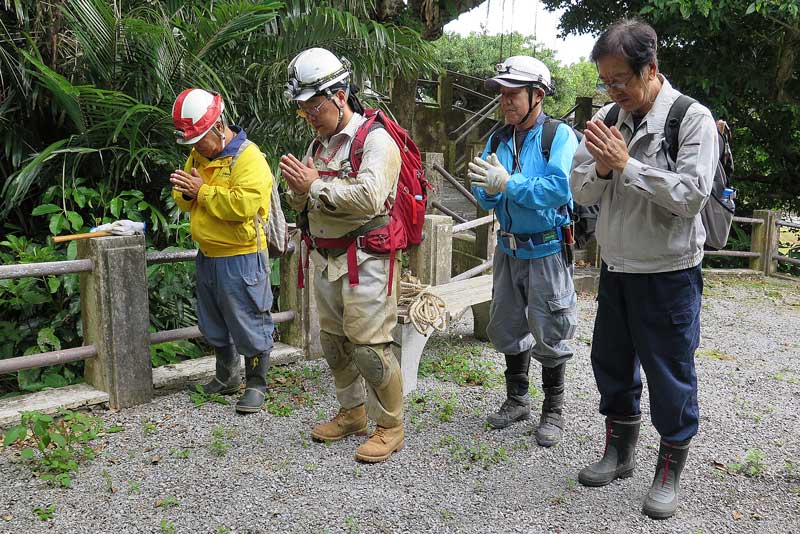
[311,405,368,442]
[642,439,691,519]
[535,363,566,447]
[235,351,270,414]
[578,415,641,487]
[487,351,531,429]
[187,345,240,395]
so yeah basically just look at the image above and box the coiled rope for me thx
[398,271,447,335]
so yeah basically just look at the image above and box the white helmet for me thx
[284,47,351,102]
[172,88,225,145]
[486,56,554,96]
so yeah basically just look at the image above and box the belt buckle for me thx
[356,235,365,249]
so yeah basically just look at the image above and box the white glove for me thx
[90,220,146,235]
[467,153,509,195]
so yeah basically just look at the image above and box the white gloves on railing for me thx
[90,220,146,235]
[468,153,509,195]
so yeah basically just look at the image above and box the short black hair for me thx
[590,19,658,75]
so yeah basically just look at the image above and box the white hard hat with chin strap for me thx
[486,56,554,126]
[285,47,352,129]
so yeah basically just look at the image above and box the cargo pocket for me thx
[546,290,578,341]
[243,268,272,314]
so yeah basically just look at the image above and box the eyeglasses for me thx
[596,72,637,92]
[296,96,331,119]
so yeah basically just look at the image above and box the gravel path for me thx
[1,275,799,534]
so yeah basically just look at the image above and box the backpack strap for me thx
[489,124,514,156]
[348,113,382,173]
[602,104,621,129]
[664,95,696,165]
[540,119,562,161]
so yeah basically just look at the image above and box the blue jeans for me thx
[196,252,274,357]
[590,263,702,443]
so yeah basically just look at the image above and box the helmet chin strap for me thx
[516,85,541,127]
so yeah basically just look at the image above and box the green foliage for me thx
[431,32,600,118]
[2,409,109,487]
[33,505,56,521]
[438,434,509,470]
[155,495,180,508]
[264,364,320,416]
[189,385,231,408]
[420,342,502,387]
[728,448,768,477]
[541,0,800,211]
[160,520,176,534]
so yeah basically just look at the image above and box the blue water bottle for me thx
[722,187,734,201]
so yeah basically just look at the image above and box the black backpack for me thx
[488,119,590,245]
[603,96,735,249]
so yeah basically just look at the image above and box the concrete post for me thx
[422,152,444,213]
[78,235,152,409]
[407,215,453,286]
[749,210,780,275]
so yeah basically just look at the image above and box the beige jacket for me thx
[570,76,719,273]
[286,113,401,281]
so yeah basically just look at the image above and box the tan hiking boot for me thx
[311,405,368,442]
[354,424,405,463]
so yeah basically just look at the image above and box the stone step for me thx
[0,383,109,428]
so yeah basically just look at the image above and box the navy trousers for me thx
[590,263,702,443]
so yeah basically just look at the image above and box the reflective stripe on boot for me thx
[578,416,641,487]
[235,351,270,414]
[642,440,690,519]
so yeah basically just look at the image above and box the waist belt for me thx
[499,226,563,251]
[298,215,396,295]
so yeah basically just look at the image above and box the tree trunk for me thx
[391,71,418,132]
[775,27,800,104]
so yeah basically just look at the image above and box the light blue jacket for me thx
[472,114,579,259]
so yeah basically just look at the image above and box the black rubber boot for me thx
[235,351,270,414]
[642,439,691,519]
[487,351,531,429]
[535,363,566,447]
[578,415,641,487]
[187,345,240,395]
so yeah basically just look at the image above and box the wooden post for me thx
[422,152,444,213]
[279,232,322,360]
[574,97,594,130]
[79,235,152,409]
[407,215,452,286]
[749,210,779,275]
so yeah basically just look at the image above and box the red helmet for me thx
[172,89,224,145]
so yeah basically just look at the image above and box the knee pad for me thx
[351,344,390,387]
[320,331,349,370]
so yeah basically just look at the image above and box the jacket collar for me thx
[494,112,547,147]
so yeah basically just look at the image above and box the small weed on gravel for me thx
[160,519,175,534]
[438,435,508,470]
[155,495,180,508]
[420,342,501,387]
[209,426,235,457]
[2,409,113,488]
[33,505,55,521]
[728,449,768,477]
[264,365,320,416]
[128,481,141,494]
[189,385,230,407]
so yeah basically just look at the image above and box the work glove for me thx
[467,153,509,195]
[90,220,146,235]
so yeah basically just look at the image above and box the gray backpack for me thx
[604,96,735,249]
[231,140,290,258]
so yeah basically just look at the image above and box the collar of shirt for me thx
[214,125,247,160]
[315,113,366,148]
[618,75,678,136]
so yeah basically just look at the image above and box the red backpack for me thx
[298,109,429,295]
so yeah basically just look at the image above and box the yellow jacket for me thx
[173,140,273,257]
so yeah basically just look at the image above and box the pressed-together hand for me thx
[584,120,629,177]
[468,153,509,195]
[91,220,146,235]
[170,168,204,198]
[279,154,319,195]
